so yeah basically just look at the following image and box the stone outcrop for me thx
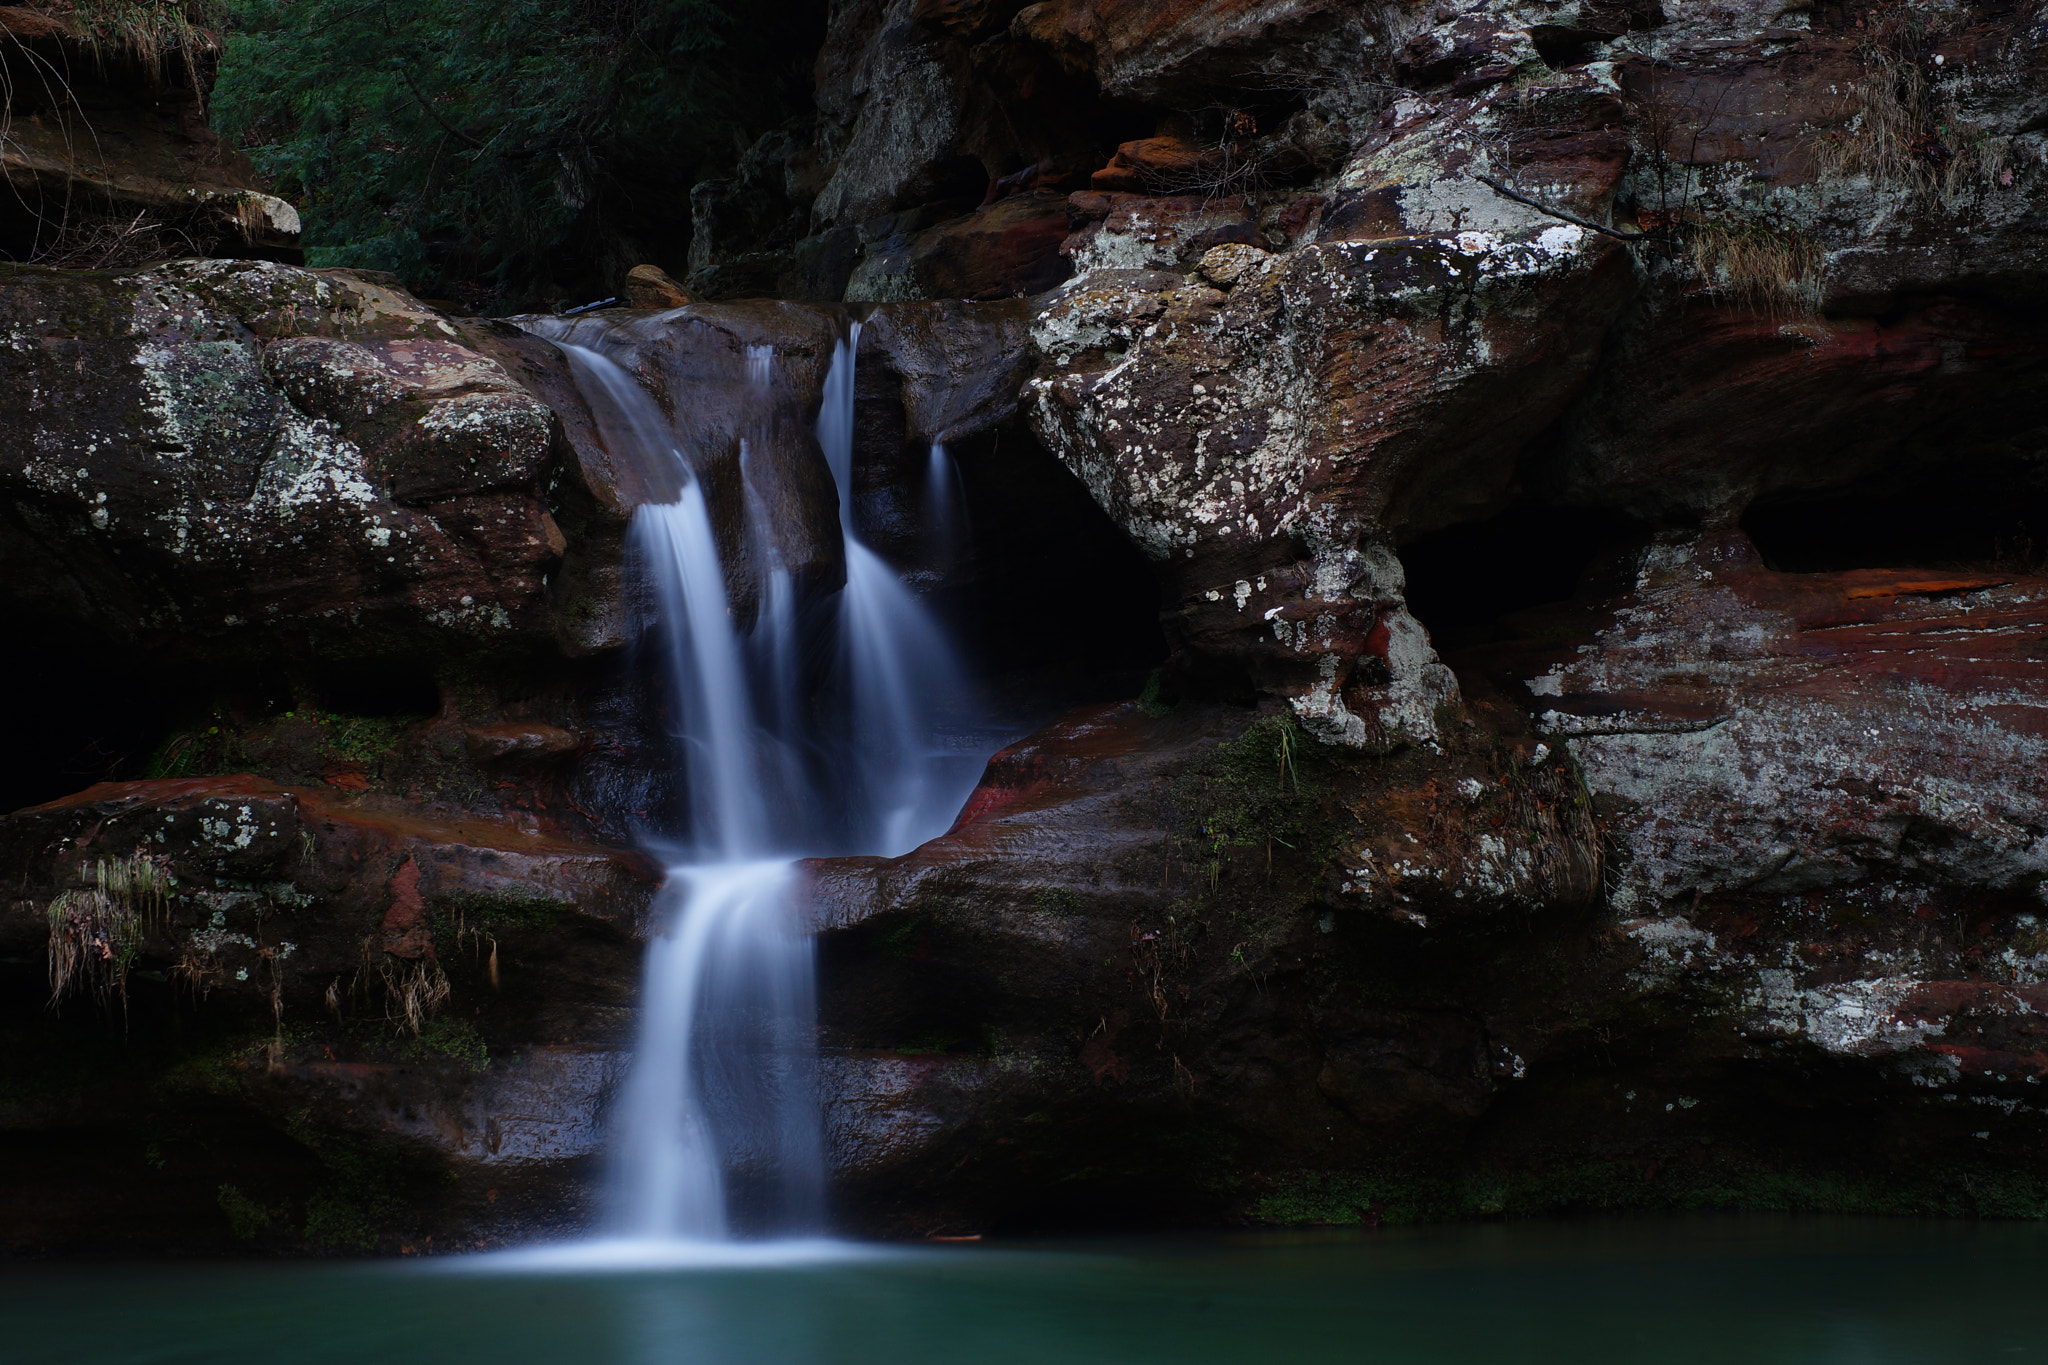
[0,773,657,1253]
[0,260,570,664]
[701,0,2048,1233]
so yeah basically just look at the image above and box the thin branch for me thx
[397,64,484,150]
[1472,173,1637,242]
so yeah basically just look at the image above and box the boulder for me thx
[621,264,693,309]
[0,260,568,663]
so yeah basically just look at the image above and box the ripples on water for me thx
[5,1218,2042,1364]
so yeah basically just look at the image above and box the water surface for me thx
[5,1218,2040,1364]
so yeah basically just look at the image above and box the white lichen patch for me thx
[1742,970,1942,1056]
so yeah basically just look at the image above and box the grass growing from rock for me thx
[45,855,172,1007]
[1809,28,2014,206]
[1173,714,1334,888]
[1682,217,1824,318]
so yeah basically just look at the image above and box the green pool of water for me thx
[6,1217,2041,1364]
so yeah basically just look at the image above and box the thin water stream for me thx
[524,321,990,1253]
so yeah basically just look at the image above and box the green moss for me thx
[1253,1170,1453,1226]
[1136,670,1175,718]
[302,1190,387,1253]
[878,916,926,959]
[434,890,573,962]
[1178,715,1330,856]
[216,1182,274,1242]
[285,1113,420,1253]
[156,1035,266,1097]
[893,1032,972,1056]
[144,722,245,779]
[320,713,418,764]
[1033,887,1084,915]
[146,705,424,780]
[1250,1158,2048,1227]
[395,1016,489,1072]
[442,890,571,936]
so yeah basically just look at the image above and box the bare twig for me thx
[1473,173,1637,242]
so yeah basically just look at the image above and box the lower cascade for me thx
[529,320,988,1248]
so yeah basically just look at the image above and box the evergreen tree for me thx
[213,0,726,302]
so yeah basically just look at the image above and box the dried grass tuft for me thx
[1809,43,2011,205]
[46,854,172,1007]
[380,957,451,1035]
[1683,217,1826,318]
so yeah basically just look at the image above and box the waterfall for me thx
[528,321,985,1250]
[927,441,969,573]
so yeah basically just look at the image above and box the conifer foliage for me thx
[213,0,725,301]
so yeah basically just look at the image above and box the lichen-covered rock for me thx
[0,260,569,662]
[1026,193,1632,746]
[1442,530,2048,1082]
[1520,533,2048,909]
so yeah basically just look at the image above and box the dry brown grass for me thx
[1682,216,1826,318]
[1809,38,2011,204]
[381,957,452,1035]
[64,1,221,94]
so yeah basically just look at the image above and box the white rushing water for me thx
[520,323,985,1257]
[927,441,969,574]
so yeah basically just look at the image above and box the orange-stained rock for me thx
[845,192,1074,302]
[1089,135,1207,193]
[622,263,693,309]
[461,722,585,766]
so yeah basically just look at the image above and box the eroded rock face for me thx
[0,9,301,265]
[1443,532,2048,1082]
[1518,534,2048,908]
[1027,197,1631,745]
